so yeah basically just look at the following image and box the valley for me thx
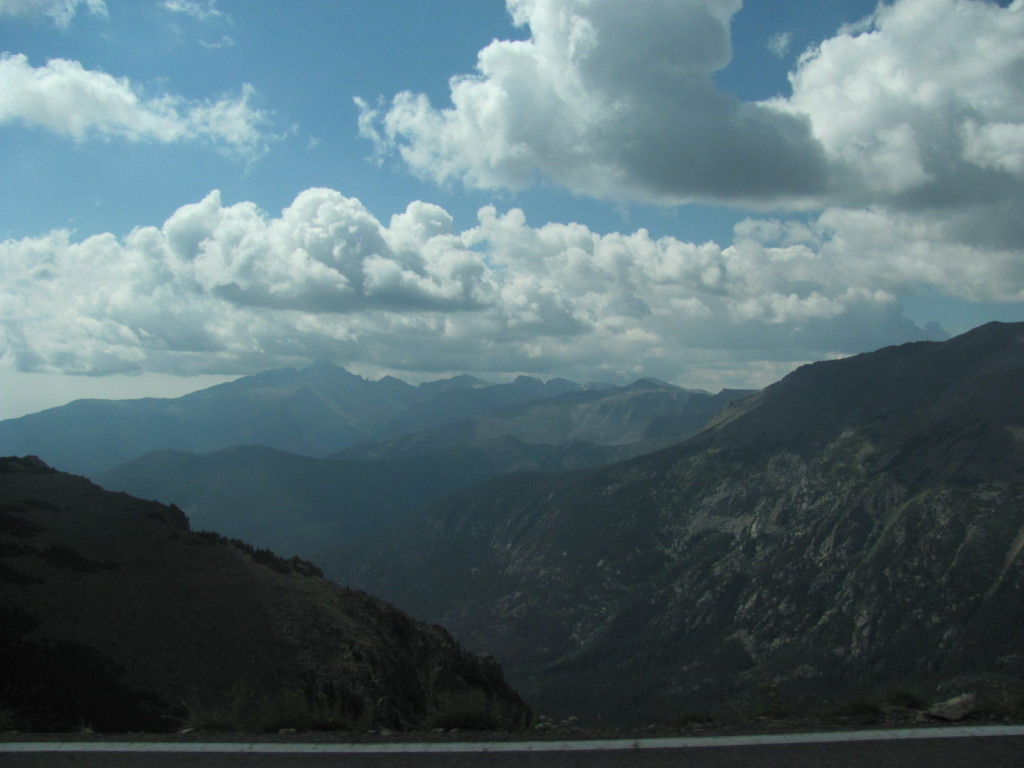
[2,322,1023,730]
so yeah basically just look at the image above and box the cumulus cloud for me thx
[355,0,1022,354]
[161,0,226,23]
[0,0,106,28]
[2,0,1018,392]
[361,0,1024,218]
[775,0,1024,206]
[0,53,272,158]
[0,188,962,388]
[359,0,829,207]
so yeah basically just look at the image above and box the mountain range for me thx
[0,456,530,733]
[333,321,1024,725]
[0,364,588,477]
[92,380,752,558]
[3,321,1021,731]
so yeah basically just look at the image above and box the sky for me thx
[1,0,1023,419]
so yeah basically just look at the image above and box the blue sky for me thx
[1,0,1022,419]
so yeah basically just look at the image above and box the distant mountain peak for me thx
[512,375,544,386]
[439,374,491,388]
[303,360,363,380]
[627,377,681,391]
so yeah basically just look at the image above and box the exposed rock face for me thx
[928,693,977,721]
[337,322,1024,725]
[0,456,531,732]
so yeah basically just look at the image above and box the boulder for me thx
[928,693,977,721]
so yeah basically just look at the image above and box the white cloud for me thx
[355,0,1023,350]
[360,0,828,207]
[962,120,1024,176]
[1,0,1018,392]
[768,31,792,58]
[199,35,235,50]
[775,0,1024,207]
[161,0,226,23]
[759,0,1024,272]
[161,1,233,49]
[0,53,272,158]
[0,189,962,386]
[361,0,1024,220]
[0,0,106,28]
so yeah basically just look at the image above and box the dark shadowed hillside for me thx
[0,456,530,733]
[336,322,1024,725]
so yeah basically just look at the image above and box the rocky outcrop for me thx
[928,693,977,721]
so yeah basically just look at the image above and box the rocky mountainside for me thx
[335,322,1024,726]
[0,363,493,476]
[0,456,530,733]
[95,382,753,559]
